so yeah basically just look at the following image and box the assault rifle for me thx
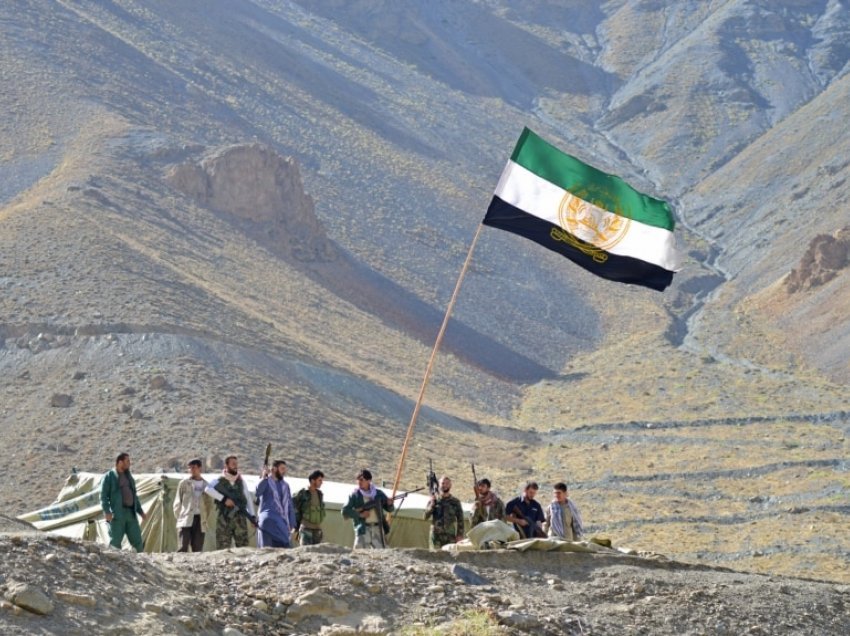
[354,486,426,514]
[471,463,479,500]
[508,502,546,539]
[213,480,258,526]
[427,459,439,497]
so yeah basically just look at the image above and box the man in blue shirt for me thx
[505,481,546,539]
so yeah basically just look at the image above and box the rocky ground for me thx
[1,520,848,636]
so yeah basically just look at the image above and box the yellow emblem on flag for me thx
[555,192,631,262]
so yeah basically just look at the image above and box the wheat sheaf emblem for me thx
[553,192,631,263]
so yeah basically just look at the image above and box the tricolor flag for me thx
[484,128,682,291]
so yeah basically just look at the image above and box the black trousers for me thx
[178,514,205,552]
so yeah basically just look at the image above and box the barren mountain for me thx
[2,0,849,622]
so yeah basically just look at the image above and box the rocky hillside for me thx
[1,530,849,635]
[2,0,849,592]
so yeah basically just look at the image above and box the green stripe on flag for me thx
[510,128,675,231]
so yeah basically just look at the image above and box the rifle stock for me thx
[509,503,546,539]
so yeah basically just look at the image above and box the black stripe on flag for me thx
[484,196,674,292]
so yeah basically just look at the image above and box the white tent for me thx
[18,471,472,551]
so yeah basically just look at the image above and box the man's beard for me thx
[441,487,450,494]
[227,468,238,476]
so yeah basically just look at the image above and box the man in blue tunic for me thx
[255,459,297,548]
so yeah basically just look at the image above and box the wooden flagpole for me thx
[390,223,484,499]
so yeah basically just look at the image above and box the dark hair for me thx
[272,460,287,468]
[308,470,324,482]
[356,469,372,481]
[188,459,202,468]
[224,455,238,465]
[553,482,568,492]
[477,478,491,488]
[524,481,539,491]
[115,452,129,464]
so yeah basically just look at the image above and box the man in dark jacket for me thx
[100,452,147,551]
[505,481,546,539]
[341,469,394,548]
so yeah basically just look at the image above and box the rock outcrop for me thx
[166,143,335,263]
[785,226,849,293]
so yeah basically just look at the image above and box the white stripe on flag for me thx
[494,161,682,271]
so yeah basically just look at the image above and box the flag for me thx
[484,128,682,291]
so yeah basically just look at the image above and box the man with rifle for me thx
[205,455,255,549]
[342,468,395,549]
[470,477,506,527]
[424,474,465,549]
[255,459,297,548]
[505,481,546,539]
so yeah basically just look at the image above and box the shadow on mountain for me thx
[165,143,555,383]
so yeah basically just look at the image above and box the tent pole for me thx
[390,223,484,499]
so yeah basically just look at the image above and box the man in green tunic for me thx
[100,452,147,551]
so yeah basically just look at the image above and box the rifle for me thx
[509,502,546,539]
[471,463,479,500]
[213,480,257,525]
[355,486,426,514]
[426,459,441,525]
[356,487,425,546]
[255,443,272,507]
[427,459,439,497]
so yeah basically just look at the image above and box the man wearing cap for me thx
[173,459,213,552]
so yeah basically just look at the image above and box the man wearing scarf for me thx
[255,459,297,548]
[470,478,506,527]
[545,482,584,541]
[341,468,395,549]
[205,455,255,549]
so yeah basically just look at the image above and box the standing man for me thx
[505,481,546,539]
[545,482,584,541]
[255,459,297,548]
[100,452,147,552]
[341,469,394,549]
[424,475,465,549]
[470,478,506,527]
[205,455,255,549]
[293,470,326,546]
[173,458,213,552]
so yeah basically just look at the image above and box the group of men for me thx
[425,476,583,549]
[100,452,582,553]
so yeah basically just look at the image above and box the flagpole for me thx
[390,223,484,499]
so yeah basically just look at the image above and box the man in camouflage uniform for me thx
[470,477,506,527]
[205,455,255,549]
[424,476,465,549]
[293,469,326,546]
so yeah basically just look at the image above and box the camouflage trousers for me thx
[430,530,457,550]
[216,512,249,549]
[299,526,323,546]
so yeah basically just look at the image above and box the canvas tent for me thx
[18,471,472,551]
